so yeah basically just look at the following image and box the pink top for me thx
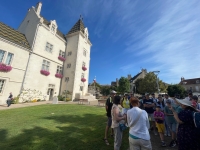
[154,111,164,123]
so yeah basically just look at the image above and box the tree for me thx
[118,77,130,94]
[167,84,186,98]
[100,85,110,96]
[135,72,167,94]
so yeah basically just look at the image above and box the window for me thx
[56,66,62,74]
[196,80,199,84]
[5,52,13,65]
[82,62,86,67]
[45,42,53,53]
[0,50,5,62]
[67,64,71,68]
[0,79,5,93]
[83,49,86,56]
[81,73,84,78]
[42,60,50,71]
[65,77,69,82]
[59,50,65,57]
[80,86,83,91]
[67,51,72,56]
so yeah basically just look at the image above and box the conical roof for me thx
[67,19,85,35]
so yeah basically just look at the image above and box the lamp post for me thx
[153,71,160,94]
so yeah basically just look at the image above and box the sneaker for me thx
[169,140,176,147]
[161,142,166,147]
[167,134,171,137]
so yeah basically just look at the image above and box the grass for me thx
[0,104,177,150]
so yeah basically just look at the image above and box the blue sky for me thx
[0,0,200,84]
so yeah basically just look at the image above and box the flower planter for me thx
[40,70,50,76]
[0,63,12,72]
[81,78,86,82]
[55,73,63,78]
[58,56,66,61]
[82,66,87,71]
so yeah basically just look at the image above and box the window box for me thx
[0,63,12,72]
[58,56,66,61]
[82,66,87,71]
[55,73,63,78]
[40,70,50,76]
[81,78,86,82]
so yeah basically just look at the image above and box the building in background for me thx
[180,77,200,93]
[0,2,92,104]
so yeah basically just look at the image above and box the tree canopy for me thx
[118,77,130,94]
[135,72,168,94]
[167,84,186,98]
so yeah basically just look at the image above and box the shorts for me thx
[156,123,165,133]
[148,113,155,121]
[107,117,112,127]
[168,123,177,133]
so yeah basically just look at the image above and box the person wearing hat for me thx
[103,90,116,145]
[169,99,200,150]
[164,100,177,147]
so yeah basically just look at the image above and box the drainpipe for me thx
[20,23,41,93]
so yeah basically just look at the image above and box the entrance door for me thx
[48,88,54,101]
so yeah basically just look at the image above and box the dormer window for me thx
[50,20,57,34]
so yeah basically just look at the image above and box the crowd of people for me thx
[103,91,200,150]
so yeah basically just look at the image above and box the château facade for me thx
[0,2,92,104]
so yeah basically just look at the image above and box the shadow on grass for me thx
[0,113,120,150]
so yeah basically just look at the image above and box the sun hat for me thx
[175,98,197,111]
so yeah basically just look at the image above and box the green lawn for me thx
[0,104,177,150]
[0,104,126,150]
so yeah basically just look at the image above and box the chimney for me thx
[128,74,131,80]
[181,77,185,81]
[35,2,42,16]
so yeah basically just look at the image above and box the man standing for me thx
[7,92,13,107]
[103,90,116,145]
[143,93,157,135]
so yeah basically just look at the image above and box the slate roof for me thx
[0,22,30,49]
[130,72,142,82]
[179,78,200,85]
[67,19,85,35]
[42,17,66,40]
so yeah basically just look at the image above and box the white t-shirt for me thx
[127,107,150,140]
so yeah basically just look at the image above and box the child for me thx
[154,106,166,147]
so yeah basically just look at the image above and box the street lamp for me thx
[153,71,160,94]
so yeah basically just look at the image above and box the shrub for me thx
[37,99,41,102]
[11,96,19,104]
[66,98,71,101]
[58,95,65,101]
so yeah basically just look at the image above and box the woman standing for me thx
[120,94,130,114]
[111,96,126,150]
[127,97,152,150]
[169,98,200,150]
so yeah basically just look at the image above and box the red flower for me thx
[82,66,87,71]
[40,70,50,76]
[81,78,86,82]
[55,73,63,78]
[58,56,66,61]
[0,63,12,72]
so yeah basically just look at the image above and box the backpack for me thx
[193,112,200,128]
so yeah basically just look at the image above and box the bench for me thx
[77,99,90,105]
[97,99,107,106]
